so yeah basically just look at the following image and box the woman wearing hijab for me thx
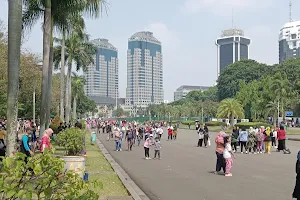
[293,151,300,200]
[214,131,226,174]
[40,128,53,152]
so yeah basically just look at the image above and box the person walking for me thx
[293,151,300,200]
[247,127,256,154]
[167,125,173,140]
[238,128,248,154]
[215,132,226,174]
[203,125,209,147]
[20,127,34,163]
[173,124,178,140]
[126,128,134,151]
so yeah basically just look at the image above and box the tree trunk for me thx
[273,112,277,127]
[39,1,51,138]
[230,114,234,127]
[65,61,72,123]
[72,94,77,121]
[6,0,22,156]
[60,29,65,121]
[45,32,54,129]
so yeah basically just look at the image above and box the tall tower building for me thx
[125,31,163,109]
[279,20,300,63]
[84,38,118,98]
[215,28,251,76]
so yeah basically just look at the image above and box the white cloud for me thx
[181,0,271,15]
[144,22,180,49]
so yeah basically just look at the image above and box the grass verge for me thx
[54,133,129,197]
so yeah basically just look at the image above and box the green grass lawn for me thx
[54,133,129,197]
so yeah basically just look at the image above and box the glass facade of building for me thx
[84,39,118,98]
[126,31,163,110]
[216,34,250,74]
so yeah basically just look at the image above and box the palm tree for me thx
[71,73,85,121]
[271,72,290,118]
[266,100,278,127]
[23,0,107,137]
[53,31,96,123]
[6,0,22,156]
[217,98,244,126]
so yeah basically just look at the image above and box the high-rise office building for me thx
[216,28,251,76]
[279,20,300,63]
[174,85,210,101]
[84,38,118,99]
[125,31,163,110]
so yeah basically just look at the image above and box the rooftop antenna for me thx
[289,0,292,22]
[232,8,234,28]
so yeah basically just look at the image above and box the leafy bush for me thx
[50,115,63,134]
[235,122,271,129]
[80,119,86,129]
[205,121,227,126]
[57,128,85,156]
[0,150,99,199]
[181,120,196,125]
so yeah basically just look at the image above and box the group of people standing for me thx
[231,126,291,155]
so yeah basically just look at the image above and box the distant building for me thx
[84,38,118,99]
[174,85,210,101]
[125,31,163,115]
[279,20,300,63]
[216,28,251,76]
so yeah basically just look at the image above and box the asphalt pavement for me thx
[98,129,299,200]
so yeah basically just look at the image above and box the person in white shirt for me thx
[223,136,235,177]
[271,128,277,148]
[156,127,163,140]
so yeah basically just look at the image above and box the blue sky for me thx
[1,0,300,101]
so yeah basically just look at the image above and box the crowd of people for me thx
[89,120,181,160]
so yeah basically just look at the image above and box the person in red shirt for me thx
[277,125,291,154]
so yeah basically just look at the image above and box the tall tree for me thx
[53,30,96,123]
[71,73,85,121]
[6,0,22,156]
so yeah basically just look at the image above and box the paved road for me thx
[98,129,299,200]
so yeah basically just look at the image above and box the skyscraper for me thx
[216,28,251,76]
[84,38,118,99]
[125,31,163,110]
[279,20,300,63]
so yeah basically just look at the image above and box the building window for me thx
[293,41,297,47]
[292,34,297,39]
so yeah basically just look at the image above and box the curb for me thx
[95,137,150,200]
[287,138,300,141]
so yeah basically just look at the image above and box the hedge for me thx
[205,121,227,126]
[235,122,271,129]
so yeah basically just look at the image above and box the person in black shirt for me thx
[293,151,300,200]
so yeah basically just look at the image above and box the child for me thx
[153,137,161,159]
[223,136,235,177]
[144,135,153,160]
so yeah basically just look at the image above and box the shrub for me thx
[205,121,227,126]
[57,128,86,156]
[0,150,99,199]
[50,116,63,134]
[235,122,271,129]
[80,119,86,129]
[181,120,196,125]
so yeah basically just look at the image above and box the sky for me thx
[1,0,300,102]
